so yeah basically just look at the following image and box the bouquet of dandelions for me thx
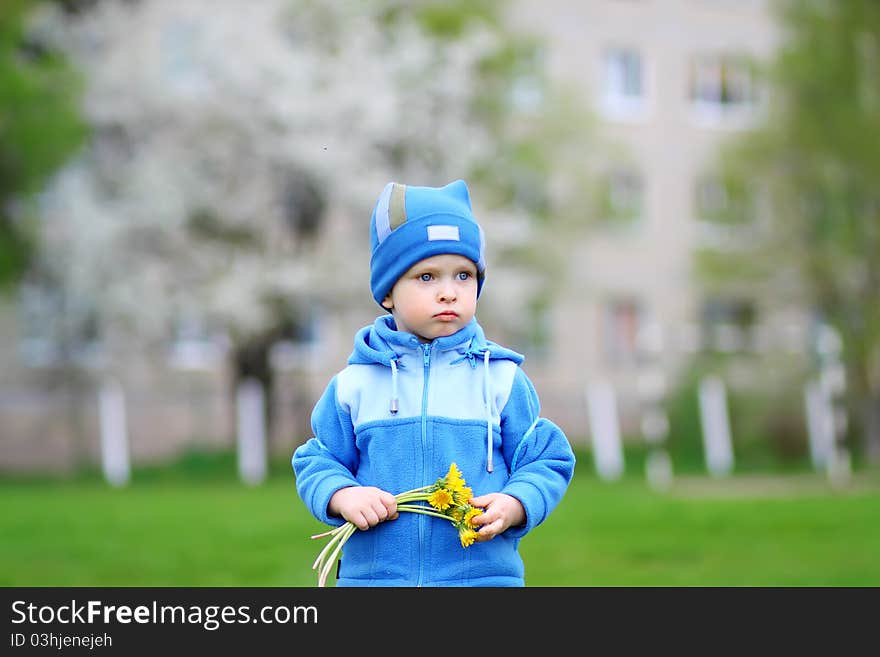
[309,463,483,587]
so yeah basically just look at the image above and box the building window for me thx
[696,177,731,219]
[693,174,756,248]
[598,168,644,229]
[268,302,324,372]
[17,282,104,369]
[700,297,756,353]
[695,0,762,6]
[689,53,757,124]
[601,47,646,120]
[602,297,643,364]
[167,313,228,371]
[508,45,547,114]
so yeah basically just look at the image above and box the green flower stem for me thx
[309,468,465,586]
[396,504,454,522]
[395,491,433,503]
[318,523,355,587]
[310,526,343,540]
[312,522,354,571]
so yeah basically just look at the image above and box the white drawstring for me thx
[389,358,399,414]
[484,349,493,472]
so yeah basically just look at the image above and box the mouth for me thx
[433,312,459,320]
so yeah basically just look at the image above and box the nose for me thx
[437,280,457,303]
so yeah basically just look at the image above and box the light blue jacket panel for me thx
[292,315,576,586]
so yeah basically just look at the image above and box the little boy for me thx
[292,179,575,586]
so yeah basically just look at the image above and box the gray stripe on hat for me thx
[389,183,407,230]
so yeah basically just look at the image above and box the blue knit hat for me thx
[369,179,486,306]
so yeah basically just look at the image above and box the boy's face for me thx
[382,254,478,343]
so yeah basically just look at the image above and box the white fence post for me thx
[804,379,834,470]
[98,377,130,487]
[698,375,734,477]
[586,381,625,481]
[236,378,267,485]
[816,325,850,487]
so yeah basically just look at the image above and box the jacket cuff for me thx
[313,474,360,525]
[501,479,547,538]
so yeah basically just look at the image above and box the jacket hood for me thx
[348,315,523,367]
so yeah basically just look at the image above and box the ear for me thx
[381,294,393,311]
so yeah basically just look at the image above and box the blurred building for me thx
[0,0,791,473]
[507,0,785,437]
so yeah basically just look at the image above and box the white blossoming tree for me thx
[28,0,593,451]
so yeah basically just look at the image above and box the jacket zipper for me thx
[417,342,432,587]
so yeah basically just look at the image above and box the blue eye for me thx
[457,272,471,281]
[420,273,432,282]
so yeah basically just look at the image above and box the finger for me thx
[471,509,498,526]
[470,512,490,526]
[363,508,380,527]
[475,520,502,540]
[372,503,389,521]
[351,513,370,531]
[469,494,491,508]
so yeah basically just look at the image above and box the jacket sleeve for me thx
[291,376,360,526]
[498,367,576,538]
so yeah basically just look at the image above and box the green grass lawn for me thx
[2,455,879,587]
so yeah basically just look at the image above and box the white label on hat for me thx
[427,225,460,241]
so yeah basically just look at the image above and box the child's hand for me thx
[468,493,525,541]
[328,486,398,531]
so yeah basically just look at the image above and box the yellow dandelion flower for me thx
[428,488,454,511]
[463,506,483,528]
[445,462,465,491]
[449,505,466,521]
[309,463,482,585]
[454,486,473,504]
[459,528,478,548]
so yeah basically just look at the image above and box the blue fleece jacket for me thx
[292,315,576,587]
